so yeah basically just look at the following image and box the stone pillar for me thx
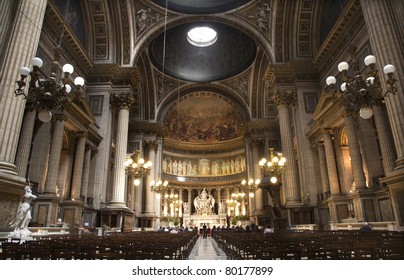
[250,139,263,216]
[145,141,157,216]
[217,188,221,212]
[0,0,47,174]
[80,146,92,203]
[273,90,301,205]
[344,113,367,189]
[178,189,183,218]
[188,189,192,214]
[43,115,65,194]
[318,143,330,196]
[109,93,134,208]
[360,0,404,170]
[226,188,231,216]
[372,104,397,175]
[15,108,36,177]
[322,131,340,195]
[71,133,86,201]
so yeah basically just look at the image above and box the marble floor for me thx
[188,237,228,260]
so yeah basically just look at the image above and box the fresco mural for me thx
[163,154,246,177]
[164,96,244,143]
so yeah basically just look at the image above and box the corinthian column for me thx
[360,0,404,170]
[80,146,92,202]
[109,93,134,208]
[43,115,66,194]
[145,141,158,216]
[317,143,330,196]
[15,108,36,177]
[372,104,397,174]
[0,0,47,174]
[322,130,341,195]
[71,133,87,200]
[344,113,367,189]
[273,90,300,205]
[250,139,263,216]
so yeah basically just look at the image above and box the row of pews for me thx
[0,230,199,260]
[212,229,404,260]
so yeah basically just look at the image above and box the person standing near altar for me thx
[203,223,207,239]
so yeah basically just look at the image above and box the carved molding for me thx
[273,89,297,107]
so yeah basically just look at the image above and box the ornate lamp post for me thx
[241,175,261,198]
[150,178,169,199]
[124,150,152,186]
[325,45,397,119]
[15,48,85,122]
[258,148,286,184]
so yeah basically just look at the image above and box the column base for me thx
[380,169,404,228]
[327,194,353,223]
[0,161,18,175]
[59,200,85,228]
[32,194,61,227]
[0,171,26,231]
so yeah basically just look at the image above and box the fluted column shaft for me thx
[179,189,183,217]
[15,109,36,177]
[187,189,192,213]
[250,139,263,215]
[274,90,300,203]
[109,93,133,207]
[80,146,91,201]
[43,117,65,194]
[0,0,47,173]
[372,104,397,174]
[323,132,340,195]
[344,113,367,189]
[318,144,330,195]
[71,134,86,200]
[360,0,404,170]
[145,141,157,215]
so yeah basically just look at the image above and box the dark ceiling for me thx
[149,21,256,83]
[151,0,251,14]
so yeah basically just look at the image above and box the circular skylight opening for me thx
[187,27,218,47]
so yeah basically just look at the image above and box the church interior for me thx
[0,0,403,260]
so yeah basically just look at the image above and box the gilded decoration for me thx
[163,96,244,143]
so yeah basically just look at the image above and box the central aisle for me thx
[188,237,228,260]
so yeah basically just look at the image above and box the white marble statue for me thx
[183,202,189,214]
[219,201,226,214]
[193,188,215,215]
[9,184,37,238]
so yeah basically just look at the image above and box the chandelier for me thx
[241,176,261,198]
[150,178,169,198]
[15,48,85,122]
[325,45,397,119]
[226,191,245,211]
[258,148,286,184]
[124,150,152,186]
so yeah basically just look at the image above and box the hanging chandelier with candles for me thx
[325,45,397,119]
[124,150,152,186]
[258,148,286,184]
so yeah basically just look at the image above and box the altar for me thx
[183,213,227,228]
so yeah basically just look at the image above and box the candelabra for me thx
[124,150,152,186]
[325,45,397,119]
[15,47,85,122]
[241,176,261,198]
[258,148,286,184]
[150,178,169,198]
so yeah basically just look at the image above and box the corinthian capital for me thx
[273,89,297,107]
[110,93,135,110]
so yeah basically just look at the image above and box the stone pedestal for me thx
[380,170,404,230]
[32,194,60,227]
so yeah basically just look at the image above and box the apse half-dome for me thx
[149,21,256,83]
[164,95,244,143]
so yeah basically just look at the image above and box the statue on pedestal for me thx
[194,188,215,215]
[9,184,37,238]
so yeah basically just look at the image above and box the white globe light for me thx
[37,110,52,122]
[134,178,141,186]
[64,84,72,93]
[366,77,375,85]
[74,76,85,86]
[383,64,395,74]
[156,193,161,199]
[359,106,374,119]
[326,76,336,86]
[19,67,31,76]
[364,55,376,66]
[338,62,349,72]
[270,176,278,184]
[341,82,347,92]
[31,57,43,68]
[62,63,74,74]
[249,192,255,198]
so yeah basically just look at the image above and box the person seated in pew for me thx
[264,225,275,234]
